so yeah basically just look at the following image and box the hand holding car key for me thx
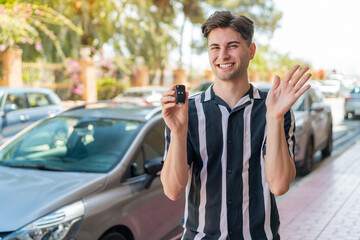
[175,85,186,104]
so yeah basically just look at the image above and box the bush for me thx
[97,78,126,100]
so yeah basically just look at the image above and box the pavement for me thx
[277,139,360,240]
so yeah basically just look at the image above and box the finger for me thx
[161,102,177,117]
[163,102,176,109]
[294,73,312,91]
[272,75,281,90]
[291,66,310,85]
[284,65,300,83]
[162,89,175,98]
[295,84,311,98]
[161,95,176,105]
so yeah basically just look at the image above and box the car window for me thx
[291,94,305,111]
[126,121,165,179]
[0,116,142,173]
[350,87,360,94]
[5,93,27,110]
[307,89,321,110]
[27,92,53,107]
[313,88,325,102]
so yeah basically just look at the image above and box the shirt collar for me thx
[201,83,263,104]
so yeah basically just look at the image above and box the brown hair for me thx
[201,11,254,46]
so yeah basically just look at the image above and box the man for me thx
[160,11,311,240]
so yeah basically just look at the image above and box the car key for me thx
[175,85,186,104]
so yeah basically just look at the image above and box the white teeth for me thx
[219,63,233,68]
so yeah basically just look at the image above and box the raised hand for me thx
[266,65,312,119]
[161,85,189,135]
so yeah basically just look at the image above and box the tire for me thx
[99,231,128,240]
[297,138,313,176]
[322,125,333,158]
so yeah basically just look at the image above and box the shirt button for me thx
[227,169,232,174]
[228,140,232,144]
[228,200,232,205]
[229,230,233,235]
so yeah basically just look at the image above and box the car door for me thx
[308,89,328,150]
[121,120,184,240]
[1,92,31,139]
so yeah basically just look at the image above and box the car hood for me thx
[0,166,107,231]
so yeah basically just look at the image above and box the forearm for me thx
[265,114,296,196]
[160,131,189,201]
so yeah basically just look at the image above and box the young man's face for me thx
[207,27,256,82]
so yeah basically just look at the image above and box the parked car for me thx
[344,86,360,119]
[251,81,333,175]
[0,87,63,143]
[114,86,169,106]
[190,81,213,95]
[319,79,341,97]
[0,102,183,240]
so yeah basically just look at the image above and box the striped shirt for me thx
[164,84,295,240]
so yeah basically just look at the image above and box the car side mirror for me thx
[310,102,324,112]
[4,104,17,113]
[143,157,163,189]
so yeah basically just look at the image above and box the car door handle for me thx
[20,114,30,122]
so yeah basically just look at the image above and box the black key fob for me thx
[175,85,186,104]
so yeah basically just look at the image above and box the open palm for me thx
[266,65,312,119]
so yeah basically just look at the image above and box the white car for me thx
[319,79,341,97]
[114,86,169,106]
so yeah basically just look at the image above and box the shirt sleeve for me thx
[284,108,296,159]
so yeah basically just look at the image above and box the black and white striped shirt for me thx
[164,84,295,240]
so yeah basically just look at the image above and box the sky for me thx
[268,0,360,77]
[177,0,360,78]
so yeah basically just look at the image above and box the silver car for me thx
[113,86,169,107]
[344,86,360,119]
[251,81,333,175]
[0,102,183,240]
[0,87,63,143]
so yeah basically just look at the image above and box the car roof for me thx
[123,86,169,93]
[61,101,162,122]
[0,87,56,94]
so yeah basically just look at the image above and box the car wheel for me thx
[99,231,128,240]
[321,125,333,158]
[297,138,313,176]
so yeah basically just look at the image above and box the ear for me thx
[249,43,256,60]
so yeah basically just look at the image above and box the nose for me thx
[218,48,230,60]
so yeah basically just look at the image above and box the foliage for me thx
[0,2,82,60]
[97,77,126,100]
[250,44,311,81]
[20,0,122,62]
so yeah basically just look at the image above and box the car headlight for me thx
[4,201,84,240]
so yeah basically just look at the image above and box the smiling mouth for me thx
[217,63,234,68]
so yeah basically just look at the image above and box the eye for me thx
[209,46,220,51]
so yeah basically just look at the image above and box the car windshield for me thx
[350,87,360,94]
[0,116,142,173]
[322,80,340,87]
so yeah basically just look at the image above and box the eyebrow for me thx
[209,41,241,48]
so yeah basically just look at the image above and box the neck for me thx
[213,79,251,109]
